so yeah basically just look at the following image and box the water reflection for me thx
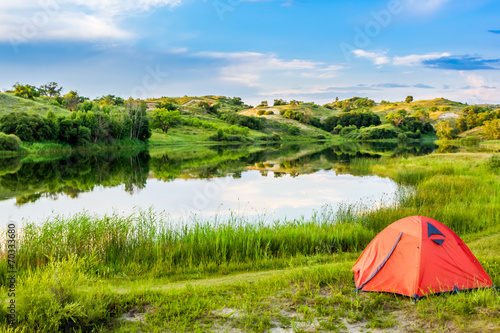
[0,141,439,222]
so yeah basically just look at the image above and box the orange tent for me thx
[352,216,492,300]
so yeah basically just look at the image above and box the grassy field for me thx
[0,94,70,117]
[0,150,499,331]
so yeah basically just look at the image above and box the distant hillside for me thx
[0,93,70,117]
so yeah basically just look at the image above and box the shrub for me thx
[272,133,281,141]
[429,106,438,112]
[0,132,22,151]
[440,106,451,112]
[323,110,381,132]
[288,126,300,136]
[488,154,500,169]
[265,111,274,115]
[15,257,112,331]
[332,125,343,134]
[257,110,265,116]
[398,132,408,142]
[460,136,480,146]
[358,127,397,140]
[340,125,357,136]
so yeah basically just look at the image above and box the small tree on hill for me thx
[386,109,408,128]
[405,96,414,103]
[152,109,181,134]
[435,120,457,140]
[39,82,63,97]
[13,83,40,100]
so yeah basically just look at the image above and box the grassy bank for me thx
[0,152,499,331]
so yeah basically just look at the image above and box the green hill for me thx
[0,93,70,117]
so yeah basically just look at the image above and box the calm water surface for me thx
[0,142,437,224]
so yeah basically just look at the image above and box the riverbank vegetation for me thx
[4,83,499,154]
[0,151,498,331]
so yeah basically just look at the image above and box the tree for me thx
[258,101,268,107]
[405,96,414,103]
[435,121,457,140]
[152,109,181,134]
[63,90,80,111]
[232,97,243,106]
[483,119,500,139]
[39,82,63,97]
[98,95,118,106]
[386,109,408,128]
[413,108,429,122]
[156,101,177,111]
[198,101,219,114]
[126,98,151,141]
[13,83,40,100]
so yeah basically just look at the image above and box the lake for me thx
[0,141,438,224]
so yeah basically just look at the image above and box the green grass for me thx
[0,151,499,331]
[0,93,70,117]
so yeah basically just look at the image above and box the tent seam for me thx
[416,218,423,296]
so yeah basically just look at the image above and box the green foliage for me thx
[13,83,40,100]
[257,110,265,116]
[0,112,56,142]
[323,110,381,132]
[440,106,451,112]
[232,97,243,106]
[399,117,435,135]
[483,119,500,139]
[0,98,152,146]
[288,126,300,136]
[358,127,398,140]
[38,82,62,97]
[340,125,358,137]
[332,124,343,134]
[398,132,408,142]
[488,154,500,169]
[152,109,181,134]
[336,97,375,111]
[429,106,438,112]
[405,96,413,103]
[257,101,268,107]
[15,256,112,331]
[97,94,124,106]
[125,99,151,142]
[62,90,82,111]
[435,120,457,140]
[198,101,220,115]
[0,132,21,151]
[156,101,177,110]
[219,113,265,130]
[264,111,274,115]
[273,99,287,106]
[457,106,500,133]
[413,108,430,122]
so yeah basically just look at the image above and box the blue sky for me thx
[0,0,499,106]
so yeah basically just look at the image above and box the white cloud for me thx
[352,50,390,66]
[393,52,451,66]
[460,73,499,103]
[196,51,343,86]
[0,0,182,42]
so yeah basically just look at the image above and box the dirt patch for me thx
[119,303,154,324]
[212,307,243,318]
[438,112,460,121]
